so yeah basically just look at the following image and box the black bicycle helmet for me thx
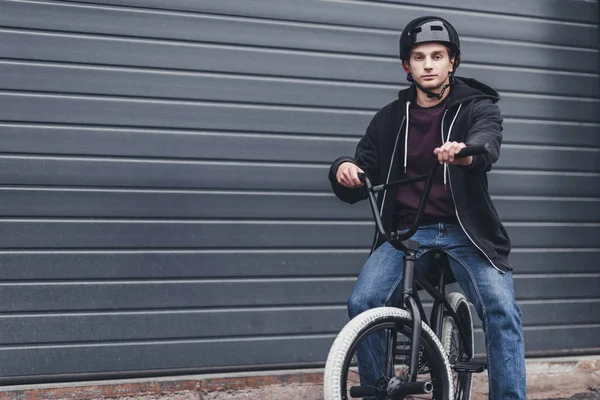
[399,16,461,98]
[399,16,461,69]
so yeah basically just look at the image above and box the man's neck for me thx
[415,83,451,108]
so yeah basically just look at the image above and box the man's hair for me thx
[447,46,456,60]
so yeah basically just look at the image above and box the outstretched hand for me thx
[433,141,473,166]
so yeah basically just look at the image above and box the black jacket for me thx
[328,77,512,271]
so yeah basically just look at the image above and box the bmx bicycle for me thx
[324,144,492,400]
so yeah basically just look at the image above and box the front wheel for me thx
[324,307,452,400]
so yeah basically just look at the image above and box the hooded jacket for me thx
[328,77,512,272]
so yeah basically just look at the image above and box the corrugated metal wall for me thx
[0,0,598,384]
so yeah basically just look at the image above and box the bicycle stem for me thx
[361,161,439,251]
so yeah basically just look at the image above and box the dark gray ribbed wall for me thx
[0,0,598,384]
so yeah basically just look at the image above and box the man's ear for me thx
[402,61,411,75]
[449,56,455,73]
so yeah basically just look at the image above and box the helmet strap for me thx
[421,82,450,99]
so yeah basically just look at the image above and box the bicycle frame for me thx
[413,264,473,357]
[359,144,488,382]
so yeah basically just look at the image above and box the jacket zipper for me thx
[372,115,406,251]
[442,108,505,274]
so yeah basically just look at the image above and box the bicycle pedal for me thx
[452,360,487,373]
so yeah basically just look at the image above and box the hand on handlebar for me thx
[336,162,364,188]
[433,141,473,166]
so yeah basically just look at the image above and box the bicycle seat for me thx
[415,249,457,290]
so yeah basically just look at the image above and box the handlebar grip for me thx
[357,172,366,182]
[456,143,491,159]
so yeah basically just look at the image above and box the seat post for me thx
[438,268,447,297]
[429,250,450,338]
[432,269,446,339]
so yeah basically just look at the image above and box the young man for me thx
[328,16,526,399]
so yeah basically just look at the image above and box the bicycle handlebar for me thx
[369,143,491,193]
[358,144,490,250]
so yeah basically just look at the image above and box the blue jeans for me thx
[347,223,526,400]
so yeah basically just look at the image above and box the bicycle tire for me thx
[324,307,452,400]
[441,292,474,400]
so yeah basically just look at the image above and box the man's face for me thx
[404,43,454,92]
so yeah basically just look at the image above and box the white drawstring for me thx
[404,101,410,173]
[440,109,448,187]
[379,115,405,221]
[443,104,463,188]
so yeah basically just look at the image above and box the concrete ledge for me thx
[1,357,598,400]
[0,371,324,400]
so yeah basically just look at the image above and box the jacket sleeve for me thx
[328,112,381,204]
[461,98,503,174]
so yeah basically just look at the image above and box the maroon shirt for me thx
[395,97,457,230]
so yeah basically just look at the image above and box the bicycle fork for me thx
[382,249,433,399]
[401,250,422,382]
